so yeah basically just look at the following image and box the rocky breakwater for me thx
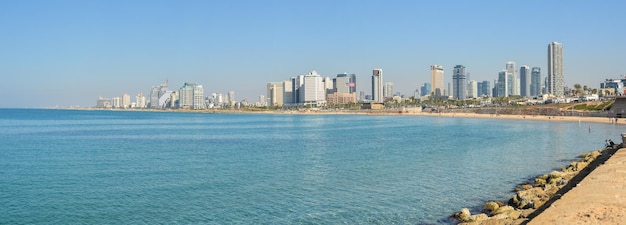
[452,146,612,225]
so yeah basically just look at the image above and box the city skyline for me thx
[1,1,625,108]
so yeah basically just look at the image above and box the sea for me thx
[1,109,623,224]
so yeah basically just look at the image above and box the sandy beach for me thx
[527,148,626,224]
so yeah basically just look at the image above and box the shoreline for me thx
[49,107,626,126]
[453,144,624,225]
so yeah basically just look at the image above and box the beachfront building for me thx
[520,65,530,97]
[467,80,478,98]
[506,62,518,96]
[496,70,508,97]
[372,69,384,103]
[326,73,357,104]
[548,42,564,97]
[135,93,146,108]
[266,82,284,107]
[420,83,431,97]
[531,67,542,96]
[383,82,394,98]
[179,82,205,109]
[452,65,467,100]
[431,65,445,96]
[302,70,326,106]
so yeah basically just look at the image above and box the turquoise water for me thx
[0,109,622,224]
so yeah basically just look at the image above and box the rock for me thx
[454,208,472,222]
[534,177,547,187]
[483,201,500,214]
[510,187,547,209]
[492,205,515,215]
[575,161,589,171]
[470,213,488,222]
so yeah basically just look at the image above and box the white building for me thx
[548,42,564,97]
[302,70,326,106]
[506,61,518,96]
[467,80,478,98]
[179,82,205,109]
[135,93,146,108]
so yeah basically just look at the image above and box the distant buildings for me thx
[452,65,467,100]
[548,42,564,97]
[530,67,542,96]
[266,82,283,107]
[477,80,491,97]
[383,82,394,98]
[430,65,445,96]
[506,62,517,96]
[372,69,383,103]
[420,83,431,97]
[496,70,508,97]
[179,82,205,109]
[467,80,477,98]
[520,65,530,97]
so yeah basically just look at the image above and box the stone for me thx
[470,213,488,222]
[483,201,500,214]
[454,208,472,222]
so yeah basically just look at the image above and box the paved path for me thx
[528,148,626,224]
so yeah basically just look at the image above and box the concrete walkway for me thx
[528,148,626,224]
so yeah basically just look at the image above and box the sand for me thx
[527,148,626,224]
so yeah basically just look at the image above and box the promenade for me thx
[528,148,626,224]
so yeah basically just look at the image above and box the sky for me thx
[1,0,624,108]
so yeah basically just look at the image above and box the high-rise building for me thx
[506,62,517,96]
[430,65,444,96]
[420,83,431,96]
[266,82,284,106]
[283,80,293,105]
[122,93,131,108]
[334,74,351,94]
[481,81,491,97]
[179,82,205,109]
[349,74,357,94]
[372,69,383,103]
[290,75,304,104]
[228,91,235,104]
[452,65,467,100]
[497,70,508,97]
[520,65,530,97]
[467,80,478,98]
[383,82,394,97]
[323,76,333,93]
[135,93,146,108]
[548,42,564,97]
[302,70,326,106]
[530,67,541,96]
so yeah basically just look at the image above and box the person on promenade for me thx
[605,139,610,147]
[609,139,615,146]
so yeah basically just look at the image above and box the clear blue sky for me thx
[1,0,624,108]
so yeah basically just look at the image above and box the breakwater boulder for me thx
[453,148,607,225]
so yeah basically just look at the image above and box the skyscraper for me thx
[383,82,394,97]
[481,81,491,97]
[506,62,517,96]
[302,70,326,106]
[530,67,541,96]
[519,65,530,97]
[548,42,564,97]
[497,70,508,97]
[452,65,467,100]
[266,82,284,106]
[179,82,205,109]
[372,69,383,103]
[467,80,477,98]
[420,83,431,97]
[349,74,357,94]
[282,80,293,105]
[334,74,351,94]
[430,65,444,96]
